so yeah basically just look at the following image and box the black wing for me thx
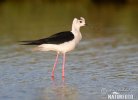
[20,31,74,45]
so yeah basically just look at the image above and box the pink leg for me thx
[62,53,66,78]
[51,52,59,77]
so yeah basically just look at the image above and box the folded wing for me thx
[20,31,74,45]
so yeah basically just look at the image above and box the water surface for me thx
[0,1,138,100]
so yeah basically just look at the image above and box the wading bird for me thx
[20,17,86,78]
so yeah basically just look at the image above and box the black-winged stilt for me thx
[20,17,86,78]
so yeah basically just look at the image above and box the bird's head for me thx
[72,17,86,28]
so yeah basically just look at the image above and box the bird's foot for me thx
[51,72,55,77]
[51,76,55,80]
[62,76,65,80]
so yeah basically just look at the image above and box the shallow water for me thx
[0,1,138,100]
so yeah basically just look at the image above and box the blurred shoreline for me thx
[0,0,137,44]
[0,0,138,4]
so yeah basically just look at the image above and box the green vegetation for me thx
[0,0,137,44]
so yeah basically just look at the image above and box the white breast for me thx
[34,39,76,53]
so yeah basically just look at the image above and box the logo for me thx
[101,88,134,100]
[108,92,133,99]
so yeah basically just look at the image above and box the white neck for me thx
[71,23,80,35]
[71,22,82,44]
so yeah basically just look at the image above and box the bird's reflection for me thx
[51,76,65,86]
[37,77,78,100]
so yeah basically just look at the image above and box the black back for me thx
[20,31,74,45]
